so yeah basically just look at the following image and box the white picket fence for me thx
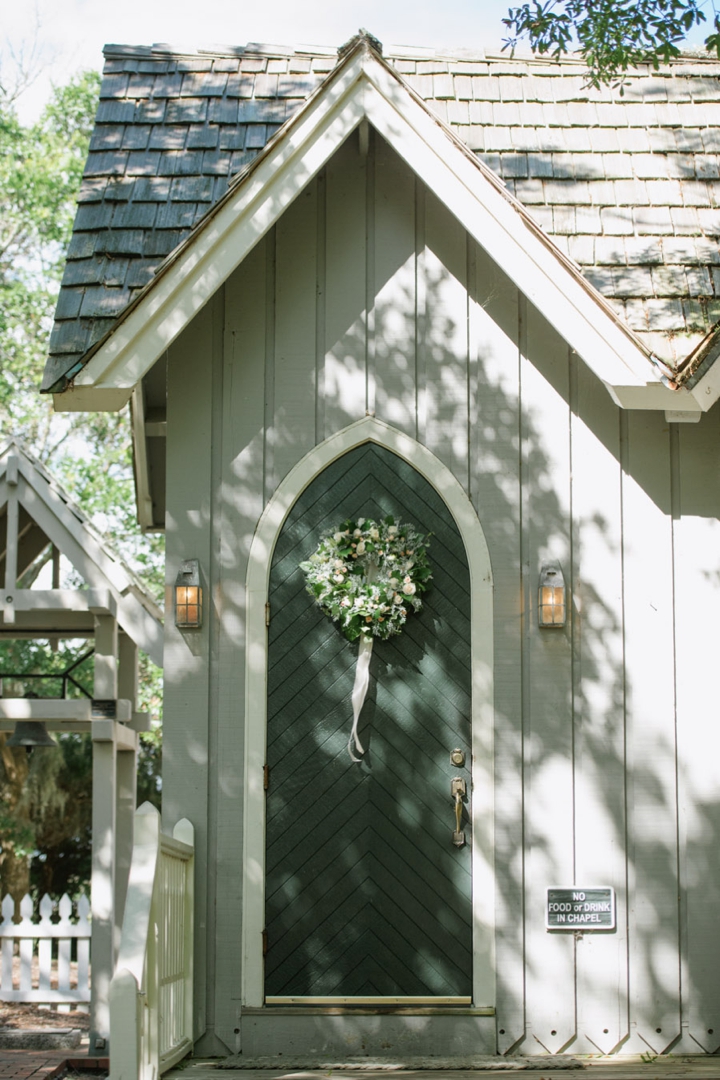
[109,803,194,1080]
[0,892,91,1007]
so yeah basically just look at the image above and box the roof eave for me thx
[50,37,676,414]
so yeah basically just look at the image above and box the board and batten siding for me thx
[162,126,720,1056]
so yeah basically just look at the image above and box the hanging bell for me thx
[7,721,57,749]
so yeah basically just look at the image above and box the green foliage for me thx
[0,67,164,900]
[0,64,163,602]
[26,734,90,898]
[54,415,165,599]
[0,70,100,450]
[0,638,162,898]
[0,638,94,699]
[502,0,720,88]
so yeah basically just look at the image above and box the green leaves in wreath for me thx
[300,515,432,642]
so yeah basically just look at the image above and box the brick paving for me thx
[0,1050,107,1080]
[0,1049,71,1080]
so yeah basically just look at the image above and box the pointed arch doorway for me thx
[242,418,495,1008]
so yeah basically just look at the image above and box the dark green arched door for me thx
[265,444,472,999]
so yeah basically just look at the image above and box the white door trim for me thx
[242,415,495,1007]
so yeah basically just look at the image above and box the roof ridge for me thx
[101,41,333,60]
[101,40,720,66]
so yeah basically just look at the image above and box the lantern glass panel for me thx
[174,562,203,628]
[538,567,566,628]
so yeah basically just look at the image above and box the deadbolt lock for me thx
[450,748,465,767]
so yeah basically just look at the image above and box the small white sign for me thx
[546,887,616,930]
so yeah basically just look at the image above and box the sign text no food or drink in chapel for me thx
[546,887,616,930]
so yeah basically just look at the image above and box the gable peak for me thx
[338,29,383,61]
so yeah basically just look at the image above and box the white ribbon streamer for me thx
[349,634,373,762]
[347,559,379,762]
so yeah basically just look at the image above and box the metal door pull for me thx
[451,776,466,847]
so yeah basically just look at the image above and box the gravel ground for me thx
[0,1004,90,1031]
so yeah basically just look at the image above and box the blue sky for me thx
[3,0,714,121]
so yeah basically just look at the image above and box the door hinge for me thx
[263,764,270,791]
[265,602,271,627]
[262,929,268,956]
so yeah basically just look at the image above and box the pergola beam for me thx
[0,699,132,722]
[0,715,150,734]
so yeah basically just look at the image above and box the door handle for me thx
[451,776,466,847]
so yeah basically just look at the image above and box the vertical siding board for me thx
[212,242,270,1055]
[365,134,376,421]
[415,183,427,444]
[372,136,418,438]
[323,133,367,435]
[164,302,216,1045]
[420,189,469,489]
[622,412,681,1052]
[206,288,228,1052]
[674,412,720,1050]
[467,240,523,1052]
[315,171,326,445]
[571,362,628,1054]
[521,306,575,1053]
[273,180,318,484]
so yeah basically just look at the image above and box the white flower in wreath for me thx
[300,515,431,646]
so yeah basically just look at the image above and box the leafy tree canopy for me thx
[0,71,101,447]
[502,0,720,88]
[0,66,164,902]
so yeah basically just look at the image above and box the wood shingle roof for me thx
[43,38,720,394]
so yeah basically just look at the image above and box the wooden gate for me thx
[265,444,472,1001]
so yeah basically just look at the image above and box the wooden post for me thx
[115,747,137,946]
[94,614,118,699]
[118,632,139,708]
[174,819,195,1048]
[116,633,139,934]
[90,728,117,1053]
[109,968,140,1080]
[3,456,18,625]
[91,613,119,1054]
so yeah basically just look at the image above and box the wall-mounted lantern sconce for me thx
[538,564,566,628]
[174,559,203,629]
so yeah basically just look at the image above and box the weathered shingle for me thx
[44,40,720,391]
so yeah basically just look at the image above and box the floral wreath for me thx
[300,516,432,761]
[300,516,432,641]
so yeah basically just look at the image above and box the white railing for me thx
[109,802,194,1080]
[0,892,91,1008]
